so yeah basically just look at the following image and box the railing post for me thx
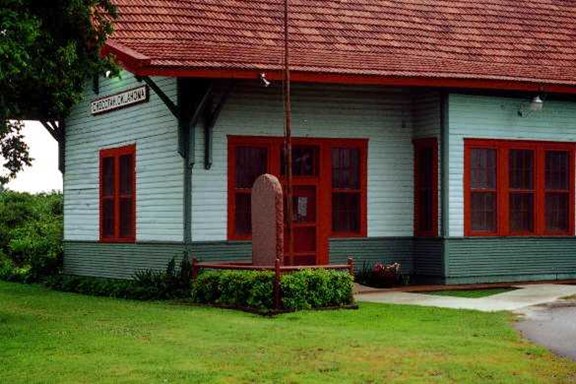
[192,257,199,280]
[273,258,281,310]
[347,257,355,277]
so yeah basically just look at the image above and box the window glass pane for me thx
[119,154,133,195]
[416,147,434,233]
[119,198,133,237]
[235,147,267,188]
[471,192,496,231]
[102,199,114,237]
[509,149,534,190]
[102,157,115,197]
[332,193,360,232]
[234,193,252,235]
[546,193,569,232]
[332,148,360,189]
[470,148,496,189]
[546,151,569,190]
[509,193,534,232]
[417,189,433,232]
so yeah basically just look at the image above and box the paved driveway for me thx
[515,300,576,360]
[355,284,576,312]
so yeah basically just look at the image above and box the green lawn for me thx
[423,288,517,298]
[1,282,574,383]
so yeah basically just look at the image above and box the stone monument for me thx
[251,174,284,266]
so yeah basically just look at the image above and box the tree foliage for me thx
[0,191,63,282]
[0,0,117,183]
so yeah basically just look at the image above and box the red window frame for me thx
[464,139,575,237]
[329,140,368,238]
[99,145,136,243]
[227,136,367,241]
[413,138,438,237]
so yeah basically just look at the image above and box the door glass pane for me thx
[509,149,534,189]
[102,157,115,197]
[292,186,316,223]
[471,192,496,231]
[119,154,133,195]
[470,148,496,189]
[282,146,319,176]
[546,151,569,190]
[332,148,360,189]
[509,193,534,232]
[546,192,569,232]
[235,147,267,188]
[332,193,360,232]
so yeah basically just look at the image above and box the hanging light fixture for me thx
[530,95,544,112]
[518,95,544,117]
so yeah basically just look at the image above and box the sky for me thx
[5,121,63,193]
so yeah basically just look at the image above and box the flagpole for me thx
[283,0,294,266]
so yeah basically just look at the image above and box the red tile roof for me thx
[104,0,576,92]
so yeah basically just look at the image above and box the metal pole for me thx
[283,0,294,266]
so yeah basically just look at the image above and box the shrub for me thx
[131,255,193,300]
[192,268,354,311]
[45,255,193,301]
[282,269,354,310]
[355,261,404,288]
[192,270,274,310]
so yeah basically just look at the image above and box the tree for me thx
[0,0,117,183]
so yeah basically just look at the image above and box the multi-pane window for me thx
[413,138,438,237]
[470,148,497,233]
[545,151,570,233]
[332,147,361,234]
[508,149,534,233]
[465,139,574,236]
[100,145,136,242]
[232,146,268,237]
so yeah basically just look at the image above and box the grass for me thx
[422,288,517,298]
[1,282,575,383]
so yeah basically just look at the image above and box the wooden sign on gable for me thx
[91,85,149,115]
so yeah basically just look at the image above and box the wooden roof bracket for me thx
[136,76,180,120]
[202,81,235,170]
[40,120,65,174]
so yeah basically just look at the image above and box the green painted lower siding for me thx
[64,241,252,279]
[64,242,186,279]
[329,238,414,274]
[65,238,419,279]
[413,238,444,281]
[445,238,576,284]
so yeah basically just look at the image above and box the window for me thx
[332,147,362,234]
[413,138,438,237]
[230,145,269,238]
[100,145,136,242]
[465,139,574,236]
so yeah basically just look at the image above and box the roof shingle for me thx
[104,0,576,90]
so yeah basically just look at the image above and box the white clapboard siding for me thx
[191,83,416,241]
[448,93,576,237]
[64,72,182,242]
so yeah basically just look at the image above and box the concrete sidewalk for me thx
[355,284,576,312]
